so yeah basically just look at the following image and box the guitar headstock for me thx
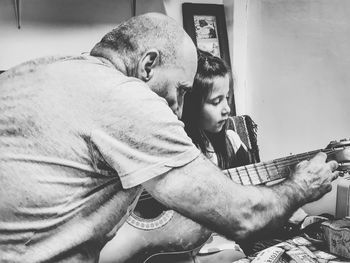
[326,139,350,175]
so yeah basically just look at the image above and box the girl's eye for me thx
[211,98,221,105]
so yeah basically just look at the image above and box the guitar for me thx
[101,139,350,263]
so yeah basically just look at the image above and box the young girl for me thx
[182,49,250,171]
[181,49,251,262]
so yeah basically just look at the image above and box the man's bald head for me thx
[91,13,195,76]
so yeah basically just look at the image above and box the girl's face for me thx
[199,75,231,133]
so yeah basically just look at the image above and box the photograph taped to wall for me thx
[194,15,218,39]
[194,15,221,57]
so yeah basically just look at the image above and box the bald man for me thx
[0,13,339,263]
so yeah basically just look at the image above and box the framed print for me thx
[182,3,231,67]
[194,15,221,57]
[182,3,236,115]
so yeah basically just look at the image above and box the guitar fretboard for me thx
[223,148,335,185]
[139,147,338,201]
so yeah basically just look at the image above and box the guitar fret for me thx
[267,163,278,181]
[245,164,265,185]
[247,169,262,185]
[266,161,278,177]
[253,163,264,184]
[226,168,233,181]
[244,165,253,185]
[235,167,244,185]
[273,160,280,175]
[236,167,249,185]
[262,162,271,182]
[260,166,269,183]
[227,169,239,184]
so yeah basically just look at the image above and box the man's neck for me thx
[90,48,128,76]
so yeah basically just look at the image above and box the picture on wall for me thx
[182,3,230,66]
[194,15,220,57]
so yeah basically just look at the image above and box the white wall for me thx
[243,0,350,215]
[0,0,133,69]
[0,0,228,70]
[230,0,248,115]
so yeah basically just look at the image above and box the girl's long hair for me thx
[182,49,236,169]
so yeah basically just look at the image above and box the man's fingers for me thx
[327,160,339,182]
[331,171,340,181]
[310,152,327,162]
[327,160,339,172]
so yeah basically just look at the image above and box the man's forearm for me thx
[236,179,306,241]
[143,154,306,241]
[202,179,305,241]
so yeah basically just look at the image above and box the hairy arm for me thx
[143,152,338,241]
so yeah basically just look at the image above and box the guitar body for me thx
[100,139,350,263]
[100,200,211,263]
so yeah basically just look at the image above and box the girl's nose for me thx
[222,100,231,115]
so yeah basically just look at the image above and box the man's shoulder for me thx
[53,55,148,92]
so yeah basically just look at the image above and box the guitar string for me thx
[139,148,336,200]
[231,151,324,181]
[226,148,334,185]
[232,148,332,175]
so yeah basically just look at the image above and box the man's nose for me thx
[175,97,184,119]
[174,104,183,119]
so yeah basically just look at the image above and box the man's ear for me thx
[137,49,160,82]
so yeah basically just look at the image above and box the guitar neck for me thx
[224,148,334,185]
[139,145,341,202]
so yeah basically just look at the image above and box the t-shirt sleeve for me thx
[90,79,200,189]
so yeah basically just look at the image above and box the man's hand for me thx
[289,152,339,203]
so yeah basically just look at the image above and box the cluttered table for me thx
[234,217,350,263]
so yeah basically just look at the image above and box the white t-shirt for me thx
[0,55,200,262]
